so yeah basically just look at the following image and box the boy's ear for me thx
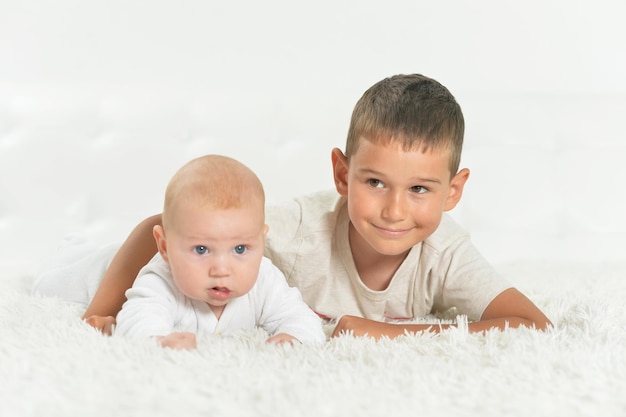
[444,168,470,211]
[331,147,349,196]
[153,224,169,263]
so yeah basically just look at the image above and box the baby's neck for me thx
[210,305,225,319]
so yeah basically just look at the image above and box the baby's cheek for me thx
[239,267,260,294]
[173,273,199,297]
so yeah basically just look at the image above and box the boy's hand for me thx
[156,332,197,350]
[266,333,298,345]
[83,315,116,335]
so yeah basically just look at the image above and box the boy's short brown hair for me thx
[345,74,464,176]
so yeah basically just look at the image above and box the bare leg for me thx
[81,214,162,325]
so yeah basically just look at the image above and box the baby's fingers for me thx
[266,333,298,345]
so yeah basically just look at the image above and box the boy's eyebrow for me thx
[358,168,442,184]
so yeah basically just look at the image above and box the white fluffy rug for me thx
[1,260,625,417]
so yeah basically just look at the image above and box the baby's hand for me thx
[83,315,116,336]
[156,332,197,350]
[266,333,298,345]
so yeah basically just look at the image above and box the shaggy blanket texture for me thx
[1,261,625,417]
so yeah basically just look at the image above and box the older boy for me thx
[37,74,552,338]
[264,74,551,338]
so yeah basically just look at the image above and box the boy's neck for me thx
[348,224,409,291]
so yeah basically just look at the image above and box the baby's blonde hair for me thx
[162,155,265,231]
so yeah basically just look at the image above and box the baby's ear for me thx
[444,168,470,211]
[153,225,170,263]
[331,148,349,196]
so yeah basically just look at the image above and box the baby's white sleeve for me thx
[253,258,326,344]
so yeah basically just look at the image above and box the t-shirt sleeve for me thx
[432,235,512,322]
[264,199,303,281]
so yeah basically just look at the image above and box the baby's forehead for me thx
[167,198,265,229]
[167,180,264,214]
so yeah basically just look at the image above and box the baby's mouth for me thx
[209,287,232,300]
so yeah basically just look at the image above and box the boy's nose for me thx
[382,192,406,221]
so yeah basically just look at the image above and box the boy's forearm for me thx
[332,315,551,339]
[331,315,438,339]
[81,214,162,319]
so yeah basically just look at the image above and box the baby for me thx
[113,154,325,349]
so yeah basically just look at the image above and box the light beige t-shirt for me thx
[265,190,511,322]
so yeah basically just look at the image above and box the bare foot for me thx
[83,315,116,335]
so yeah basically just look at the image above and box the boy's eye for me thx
[368,179,384,188]
[193,246,208,255]
[233,245,247,255]
[410,185,427,194]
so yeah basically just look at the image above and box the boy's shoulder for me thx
[268,189,340,214]
[266,189,342,237]
[422,213,471,253]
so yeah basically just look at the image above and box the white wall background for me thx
[1,0,625,272]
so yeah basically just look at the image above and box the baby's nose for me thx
[208,255,230,277]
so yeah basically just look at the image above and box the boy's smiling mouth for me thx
[372,224,414,237]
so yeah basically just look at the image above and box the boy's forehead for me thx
[350,137,454,178]
[353,136,452,159]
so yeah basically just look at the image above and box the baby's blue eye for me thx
[194,246,208,255]
[233,245,247,255]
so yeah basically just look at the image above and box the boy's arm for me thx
[331,288,552,339]
[81,214,162,329]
